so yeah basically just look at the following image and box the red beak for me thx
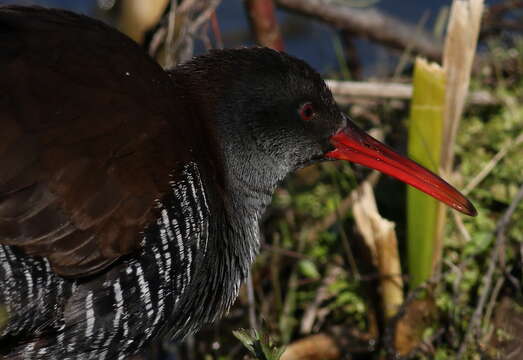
[326,117,477,216]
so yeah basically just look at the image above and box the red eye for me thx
[299,103,315,121]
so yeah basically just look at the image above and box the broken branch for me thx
[275,0,443,59]
[325,80,498,106]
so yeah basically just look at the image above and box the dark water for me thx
[0,0,501,76]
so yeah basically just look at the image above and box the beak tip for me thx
[455,198,477,217]
[465,201,478,217]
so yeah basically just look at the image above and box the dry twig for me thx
[146,0,221,66]
[246,272,258,331]
[462,131,523,195]
[275,0,443,59]
[458,182,523,357]
[245,0,285,50]
[325,80,498,106]
[300,266,343,334]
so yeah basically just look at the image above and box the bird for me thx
[0,5,476,360]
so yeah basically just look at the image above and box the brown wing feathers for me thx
[0,6,188,277]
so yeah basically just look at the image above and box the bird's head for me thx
[178,47,476,216]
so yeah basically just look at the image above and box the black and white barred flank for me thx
[0,162,218,360]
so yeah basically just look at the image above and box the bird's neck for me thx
[169,64,288,288]
[211,133,282,271]
[224,140,282,214]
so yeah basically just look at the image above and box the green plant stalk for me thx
[333,34,351,80]
[407,58,445,288]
